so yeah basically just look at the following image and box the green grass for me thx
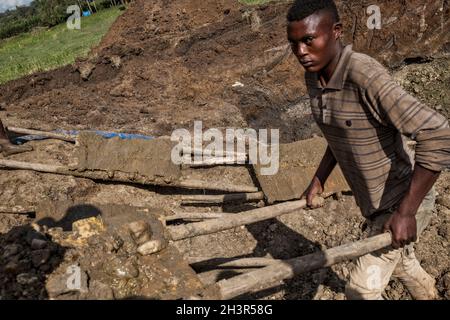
[0,7,122,85]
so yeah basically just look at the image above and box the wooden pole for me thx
[0,206,35,215]
[181,192,264,204]
[183,147,247,160]
[190,257,279,269]
[189,158,247,167]
[0,159,258,193]
[213,233,392,300]
[7,127,76,143]
[168,195,329,241]
[165,212,228,221]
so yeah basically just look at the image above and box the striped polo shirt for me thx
[305,45,450,217]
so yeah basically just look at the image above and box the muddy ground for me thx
[0,0,449,300]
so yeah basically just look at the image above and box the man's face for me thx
[287,11,341,73]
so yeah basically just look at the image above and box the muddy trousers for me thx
[345,189,438,300]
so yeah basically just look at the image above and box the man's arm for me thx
[362,65,450,248]
[383,164,440,248]
[303,146,337,207]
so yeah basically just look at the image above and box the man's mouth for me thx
[301,60,314,67]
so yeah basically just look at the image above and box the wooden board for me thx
[253,137,350,204]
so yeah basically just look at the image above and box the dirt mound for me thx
[0,0,448,142]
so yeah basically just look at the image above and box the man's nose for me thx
[299,42,309,56]
[294,42,308,57]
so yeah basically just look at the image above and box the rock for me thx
[31,249,51,267]
[46,268,88,298]
[109,55,121,68]
[105,234,124,253]
[137,239,167,256]
[335,292,346,300]
[31,239,48,250]
[73,217,105,239]
[128,220,152,245]
[4,261,20,275]
[16,273,39,286]
[2,244,22,259]
[77,62,96,80]
[4,259,30,275]
[25,229,46,245]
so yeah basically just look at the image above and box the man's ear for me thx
[333,22,343,40]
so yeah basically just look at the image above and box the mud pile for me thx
[0,0,448,143]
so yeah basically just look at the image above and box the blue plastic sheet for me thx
[13,130,155,145]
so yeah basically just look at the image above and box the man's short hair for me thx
[287,0,340,23]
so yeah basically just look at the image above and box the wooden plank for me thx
[253,137,350,204]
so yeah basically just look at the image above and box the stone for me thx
[31,249,51,267]
[2,244,22,259]
[25,229,46,245]
[4,261,20,275]
[46,268,88,298]
[128,220,152,245]
[77,62,95,80]
[105,234,124,253]
[109,55,121,68]
[16,273,39,286]
[31,239,48,250]
[137,239,167,256]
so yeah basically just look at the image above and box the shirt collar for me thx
[316,44,353,91]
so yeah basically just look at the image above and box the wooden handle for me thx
[215,233,392,300]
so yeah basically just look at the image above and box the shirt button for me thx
[346,120,352,127]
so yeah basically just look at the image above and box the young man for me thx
[0,119,33,156]
[287,0,450,299]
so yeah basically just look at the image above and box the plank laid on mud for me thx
[76,132,181,183]
[253,137,350,204]
[0,159,258,193]
[212,233,392,300]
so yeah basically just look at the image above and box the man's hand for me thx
[302,176,324,208]
[382,211,417,249]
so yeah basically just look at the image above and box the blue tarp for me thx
[13,130,155,145]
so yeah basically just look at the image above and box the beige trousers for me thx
[345,188,438,300]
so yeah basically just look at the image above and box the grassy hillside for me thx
[0,7,122,84]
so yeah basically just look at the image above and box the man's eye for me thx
[305,37,314,45]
